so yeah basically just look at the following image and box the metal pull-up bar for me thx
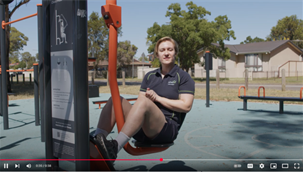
[2,13,36,29]
[1,4,41,29]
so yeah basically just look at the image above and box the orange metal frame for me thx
[0,69,34,75]
[258,86,265,97]
[102,0,169,156]
[238,86,246,97]
[240,86,303,100]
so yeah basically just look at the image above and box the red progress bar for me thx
[1,158,163,161]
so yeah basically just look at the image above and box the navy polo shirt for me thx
[140,64,195,126]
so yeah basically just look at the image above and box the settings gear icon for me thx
[259,163,265,169]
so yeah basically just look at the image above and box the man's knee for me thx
[137,94,153,107]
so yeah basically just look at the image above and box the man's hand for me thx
[145,88,159,102]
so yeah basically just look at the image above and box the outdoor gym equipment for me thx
[0,2,42,130]
[238,86,303,113]
[0,65,38,127]
[42,0,89,170]
[2,0,184,170]
[204,51,212,107]
[98,0,175,155]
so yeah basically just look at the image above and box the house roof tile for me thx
[199,40,303,55]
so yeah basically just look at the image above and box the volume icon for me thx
[26,164,31,168]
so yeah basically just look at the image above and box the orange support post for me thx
[258,86,265,97]
[300,87,303,99]
[102,0,169,156]
[238,86,246,97]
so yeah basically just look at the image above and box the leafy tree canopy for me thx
[240,36,265,44]
[266,15,303,48]
[16,61,26,69]
[138,52,148,62]
[146,1,236,71]
[21,51,35,69]
[9,27,28,53]
[117,40,137,69]
[9,51,20,69]
[87,11,122,68]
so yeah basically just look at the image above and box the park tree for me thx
[240,36,265,44]
[151,57,160,68]
[16,60,26,69]
[117,40,137,69]
[0,0,31,92]
[146,1,236,72]
[87,11,122,68]
[9,27,28,68]
[20,51,35,69]
[9,27,28,53]
[266,15,303,48]
[9,51,19,68]
[138,52,148,62]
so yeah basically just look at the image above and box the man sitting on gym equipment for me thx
[94,36,195,160]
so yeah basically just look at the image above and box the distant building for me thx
[195,40,303,78]
[88,59,151,78]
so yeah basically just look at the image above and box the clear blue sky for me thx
[8,0,303,59]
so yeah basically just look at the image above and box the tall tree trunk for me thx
[2,0,31,92]
[5,4,12,92]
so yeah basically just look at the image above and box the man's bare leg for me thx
[96,94,166,159]
[95,97,132,136]
[121,93,166,139]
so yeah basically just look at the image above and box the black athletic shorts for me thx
[133,117,179,144]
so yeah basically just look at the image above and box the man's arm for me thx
[155,94,194,113]
[143,90,194,113]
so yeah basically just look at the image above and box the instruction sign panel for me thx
[50,0,75,159]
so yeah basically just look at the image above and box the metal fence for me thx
[252,71,303,80]
[92,68,138,79]
[194,68,303,80]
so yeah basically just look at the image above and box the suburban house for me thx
[195,40,303,78]
[88,58,151,78]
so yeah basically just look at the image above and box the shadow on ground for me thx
[231,110,303,149]
[0,138,32,151]
[237,108,303,116]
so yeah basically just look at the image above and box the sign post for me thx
[204,51,212,107]
[44,0,89,170]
